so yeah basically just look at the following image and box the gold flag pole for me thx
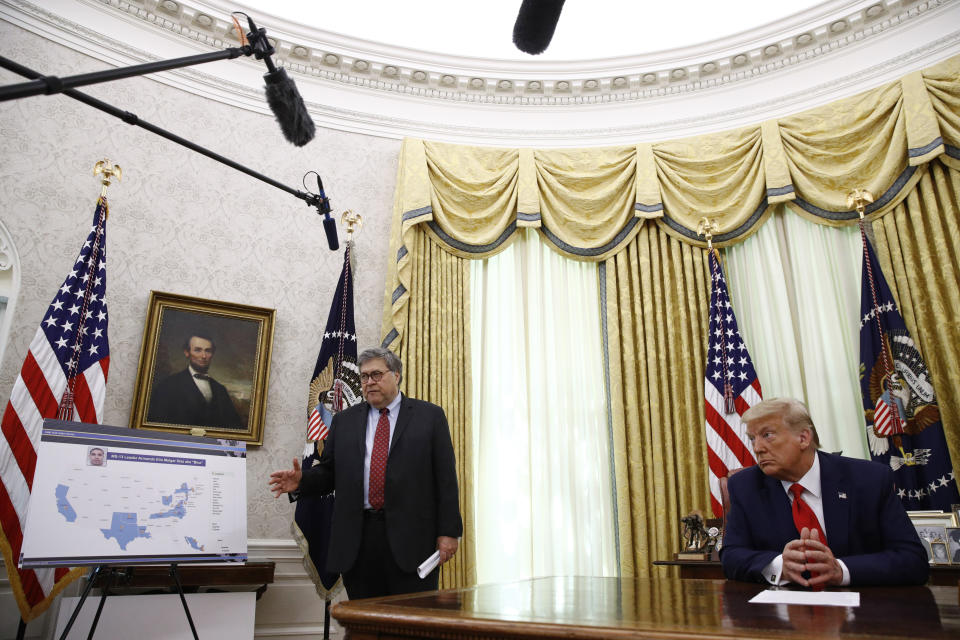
[847,188,875,220]
[697,216,718,254]
[93,159,121,216]
[341,209,363,242]
[850,186,912,461]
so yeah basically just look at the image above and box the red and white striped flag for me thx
[872,394,903,437]
[0,197,110,622]
[704,250,761,517]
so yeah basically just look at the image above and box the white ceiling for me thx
[233,0,826,61]
[8,0,956,145]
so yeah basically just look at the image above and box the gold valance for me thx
[382,53,960,349]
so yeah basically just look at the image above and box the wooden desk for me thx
[333,576,960,639]
[653,559,960,586]
[653,559,724,580]
[89,561,275,599]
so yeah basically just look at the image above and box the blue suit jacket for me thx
[720,451,928,586]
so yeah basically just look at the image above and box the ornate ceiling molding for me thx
[2,0,959,145]
[85,0,954,105]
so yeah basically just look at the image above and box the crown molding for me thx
[78,0,957,103]
[2,0,959,145]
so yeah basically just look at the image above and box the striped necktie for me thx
[368,408,390,510]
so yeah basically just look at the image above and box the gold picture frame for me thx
[129,291,275,445]
[946,527,960,564]
[930,541,950,565]
[907,511,959,528]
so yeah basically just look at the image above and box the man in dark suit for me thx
[148,333,244,428]
[269,346,462,599]
[721,397,928,587]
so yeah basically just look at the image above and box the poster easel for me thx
[20,420,248,639]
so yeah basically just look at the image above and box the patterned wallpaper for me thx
[0,25,400,539]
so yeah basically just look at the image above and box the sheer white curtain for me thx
[470,228,617,584]
[725,206,868,458]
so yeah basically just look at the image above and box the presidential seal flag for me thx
[292,242,362,601]
[704,249,761,517]
[858,230,958,509]
[0,197,110,622]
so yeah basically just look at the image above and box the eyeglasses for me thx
[360,370,390,383]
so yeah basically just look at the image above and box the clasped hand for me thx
[269,457,303,497]
[781,527,842,588]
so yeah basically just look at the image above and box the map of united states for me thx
[100,512,151,550]
[54,480,204,552]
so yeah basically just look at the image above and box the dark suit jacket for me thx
[298,395,463,574]
[721,451,928,586]
[148,368,244,428]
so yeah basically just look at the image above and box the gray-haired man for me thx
[269,347,462,598]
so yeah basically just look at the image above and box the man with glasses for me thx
[269,347,462,598]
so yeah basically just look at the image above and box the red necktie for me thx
[789,483,826,544]
[368,408,390,510]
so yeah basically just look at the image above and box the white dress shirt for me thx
[189,365,213,403]
[763,452,851,586]
[362,392,402,509]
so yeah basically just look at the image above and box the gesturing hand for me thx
[268,457,302,497]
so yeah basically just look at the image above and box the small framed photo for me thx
[913,523,947,545]
[930,541,950,565]
[919,538,933,563]
[129,291,275,445]
[952,504,960,527]
[946,528,960,565]
[907,511,957,529]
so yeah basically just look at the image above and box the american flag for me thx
[873,395,900,437]
[293,242,361,601]
[0,197,110,621]
[704,249,761,517]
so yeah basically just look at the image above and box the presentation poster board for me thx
[20,420,247,568]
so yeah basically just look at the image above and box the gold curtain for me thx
[380,53,960,587]
[604,226,713,577]
[388,225,476,589]
[870,159,960,479]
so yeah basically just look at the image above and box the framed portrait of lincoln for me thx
[129,291,275,445]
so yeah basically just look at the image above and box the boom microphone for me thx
[513,0,566,55]
[244,15,316,146]
[313,174,339,251]
[323,215,339,251]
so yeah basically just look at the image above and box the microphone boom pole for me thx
[0,55,331,232]
[0,47,253,102]
[0,16,314,147]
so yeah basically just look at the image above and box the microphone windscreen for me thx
[323,215,339,251]
[264,67,316,146]
[513,0,566,55]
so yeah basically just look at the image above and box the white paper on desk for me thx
[417,550,440,579]
[749,589,859,607]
